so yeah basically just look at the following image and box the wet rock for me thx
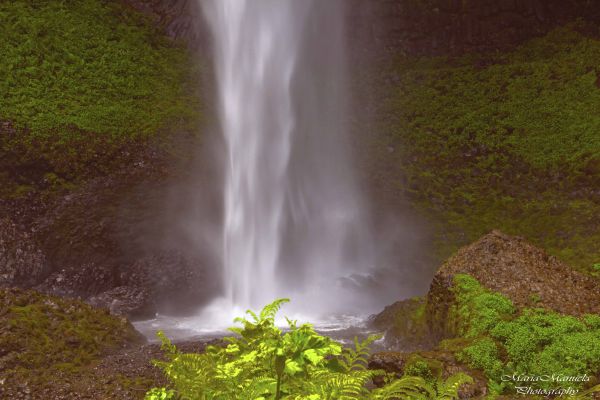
[121,250,216,315]
[426,230,600,339]
[88,286,155,319]
[36,263,116,299]
[121,0,207,46]
[368,297,435,351]
[0,218,48,287]
[347,0,600,57]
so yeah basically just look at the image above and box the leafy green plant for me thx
[451,275,600,396]
[147,299,472,399]
[449,274,515,337]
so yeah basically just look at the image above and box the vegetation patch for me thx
[0,288,144,390]
[449,274,515,337]
[446,275,600,395]
[0,0,201,195]
[382,22,600,272]
[147,299,473,399]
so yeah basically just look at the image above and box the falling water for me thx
[201,0,376,318]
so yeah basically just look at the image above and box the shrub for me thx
[0,0,200,140]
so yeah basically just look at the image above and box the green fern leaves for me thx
[145,299,470,400]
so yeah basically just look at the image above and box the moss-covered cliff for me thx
[376,22,600,273]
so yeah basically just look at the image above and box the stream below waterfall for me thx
[133,313,387,351]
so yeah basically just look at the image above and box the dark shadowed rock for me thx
[0,217,48,287]
[121,250,217,316]
[426,230,600,339]
[88,286,155,319]
[368,297,435,351]
[35,263,116,299]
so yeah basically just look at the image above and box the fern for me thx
[146,299,471,400]
[435,373,473,400]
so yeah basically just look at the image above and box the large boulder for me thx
[426,230,600,339]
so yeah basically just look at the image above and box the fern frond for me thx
[571,384,600,400]
[436,372,473,400]
[372,376,434,400]
[259,298,290,321]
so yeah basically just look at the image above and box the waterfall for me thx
[201,0,374,316]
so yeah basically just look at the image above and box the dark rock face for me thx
[368,297,435,351]
[0,138,219,319]
[426,230,600,339]
[88,286,154,319]
[121,0,207,47]
[347,0,600,57]
[121,250,217,315]
[119,0,600,58]
[0,217,48,287]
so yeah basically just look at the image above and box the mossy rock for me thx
[369,296,435,350]
[0,287,145,373]
[426,230,600,340]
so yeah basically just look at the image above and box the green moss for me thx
[382,23,600,272]
[0,0,202,193]
[0,0,200,139]
[489,309,600,390]
[0,288,143,372]
[448,275,600,394]
[450,274,515,337]
[403,355,439,382]
[456,338,504,391]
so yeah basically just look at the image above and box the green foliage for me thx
[450,275,600,395]
[1,288,143,371]
[0,288,145,394]
[404,359,434,381]
[455,338,505,393]
[592,263,600,277]
[147,299,471,400]
[450,274,515,337]
[490,309,600,390]
[382,23,600,271]
[0,0,200,139]
[0,0,201,195]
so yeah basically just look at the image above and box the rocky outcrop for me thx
[0,136,219,319]
[426,230,600,339]
[0,287,147,399]
[88,286,154,319]
[369,231,600,398]
[121,0,207,47]
[0,218,48,287]
[348,0,600,57]
[368,297,434,351]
